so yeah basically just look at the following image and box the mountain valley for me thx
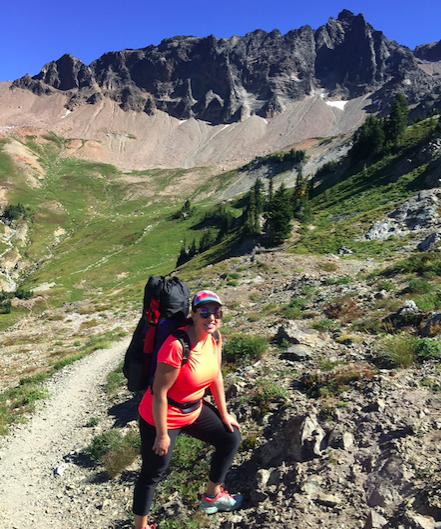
[2,8,441,529]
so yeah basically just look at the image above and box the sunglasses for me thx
[198,308,223,319]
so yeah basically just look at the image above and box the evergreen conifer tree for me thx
[248,189,259,233]
[176,239,188,267]
[254,178,265,216]
[267,183,293,244]
[189,238,197,258]
[292,169,313,223]
[216,206,233,241]
[291,168,307,211]
[199,229,216,253]
[385,93,409,147]
[268,176,274,203]
[350,114,385,160]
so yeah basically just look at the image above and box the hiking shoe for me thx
[200,488,243,514]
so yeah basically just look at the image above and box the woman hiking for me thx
[132,290,242,529]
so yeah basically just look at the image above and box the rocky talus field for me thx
[3,250,441,529]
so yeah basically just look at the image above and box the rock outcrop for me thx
[415,41,441,62]
[11,10,441,123]
[362,189,441,248]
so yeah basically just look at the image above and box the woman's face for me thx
[192,301,222,336]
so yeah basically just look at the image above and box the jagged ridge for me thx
[11,10,441,123]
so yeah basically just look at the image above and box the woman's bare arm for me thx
[151,362,179,455]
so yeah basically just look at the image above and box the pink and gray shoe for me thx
[200,488,243,514]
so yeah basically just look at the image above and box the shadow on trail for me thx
[108,393,141,427]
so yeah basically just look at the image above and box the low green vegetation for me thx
[377,336,441,368]
[0,384,50,436]
[377,335,417,368]
[151,435,209,529]
[253,378,288,415]
[223,333,268,366]
[302,362,377,397]
[381,252,441,278]
[407,278,432,294]
[376,279,396,292]
[85,417,100,427]
[312,318,339,332]
[87,428,141,477]
[105,362,126,395]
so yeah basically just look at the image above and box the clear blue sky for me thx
[1,0,440,82]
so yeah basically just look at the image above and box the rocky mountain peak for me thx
[12,53,95,97]
[10,10,441,123]
[37,54,93,90]
[415,41,441,62]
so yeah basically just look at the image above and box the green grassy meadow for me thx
[0,115,440,311]
[0,133,243,308]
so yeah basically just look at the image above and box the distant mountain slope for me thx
[0,80,368,172]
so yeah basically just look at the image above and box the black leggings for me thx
[133,401,241,516]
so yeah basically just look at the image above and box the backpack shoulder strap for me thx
[170,329,219,366]
[171,328,191,366]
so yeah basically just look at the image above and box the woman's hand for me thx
[221,413,241,432]
[152,433,171,456]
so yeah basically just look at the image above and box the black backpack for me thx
[123,276,191,392]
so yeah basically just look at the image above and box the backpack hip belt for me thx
[167,396,203,414]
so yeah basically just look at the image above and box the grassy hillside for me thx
[0,114,440,313]
[0,133,244,308]
[290,116,440,256]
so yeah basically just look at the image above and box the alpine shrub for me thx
[87,429,140,477]
[415,338,441,361]
[223,333,268,365]
[88,430,124,464]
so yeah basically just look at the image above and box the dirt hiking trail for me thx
[0,337,131,529]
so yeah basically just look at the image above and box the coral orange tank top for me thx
[139,326,221,429]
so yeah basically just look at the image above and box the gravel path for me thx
[0,337,132,529]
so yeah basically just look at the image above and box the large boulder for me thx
[258,413,327,466]
[273,321,329,349]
